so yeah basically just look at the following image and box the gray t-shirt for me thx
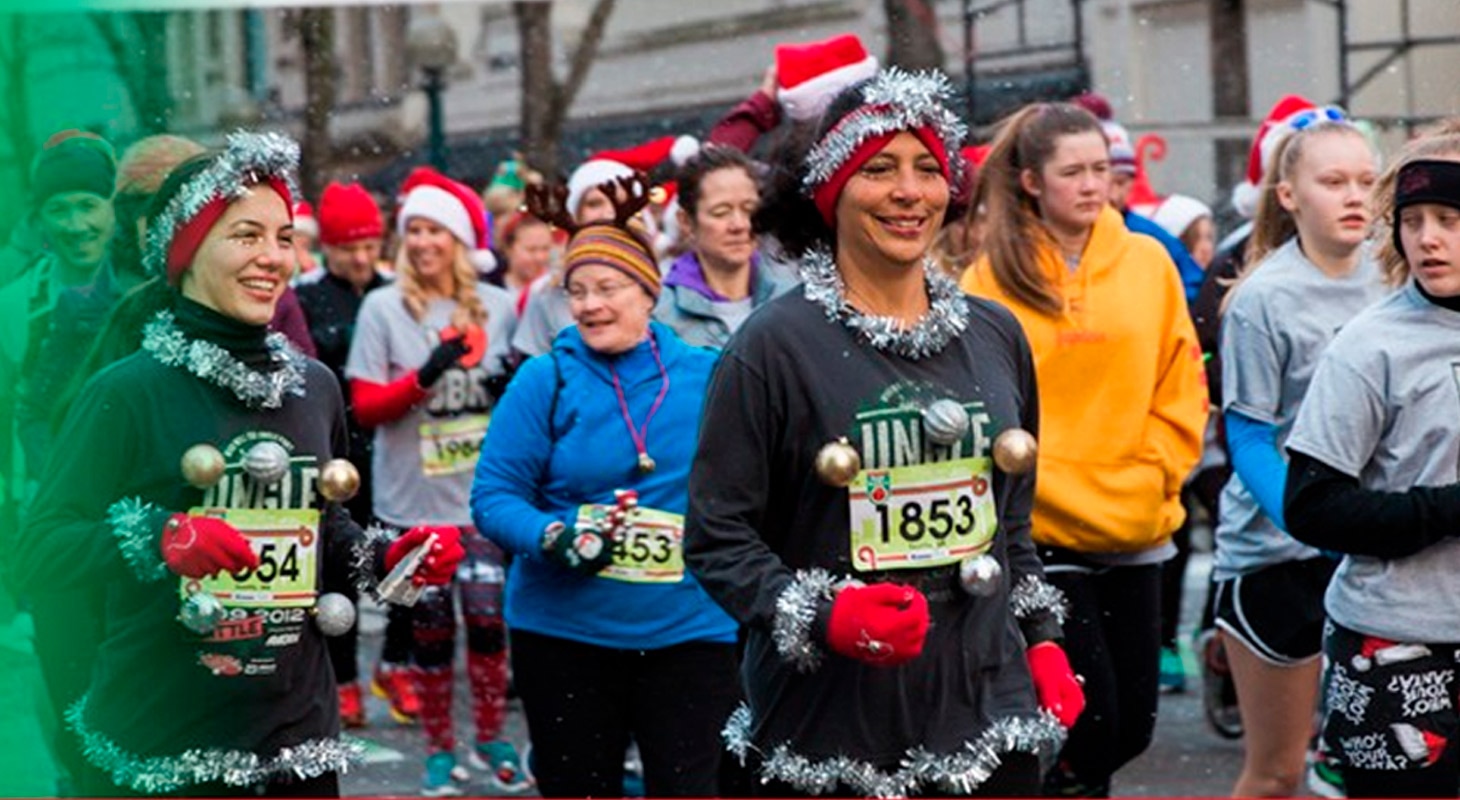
[1286,283,1460,641]
[1213,240,1387,580]
[345,282,516,527]
[511,279,574,357]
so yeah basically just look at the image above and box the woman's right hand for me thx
[160,514,259,579]
[825,582,930,666]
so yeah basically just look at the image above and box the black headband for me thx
[1393,159,1460,256]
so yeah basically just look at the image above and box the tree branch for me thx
[556,0,614,111]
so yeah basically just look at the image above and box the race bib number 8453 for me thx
[848,458,997,572]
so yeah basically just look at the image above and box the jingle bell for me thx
[313,592,357,637]
[992,429,1038,475]
[318,459,361,503]
[180,444,226,490]
[922,399,970,447]
[243,441,291,485]
[958,554,1003,597]
[178,591,227,635]
[814,438,862,488]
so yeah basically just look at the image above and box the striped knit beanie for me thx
[563,222,660,299]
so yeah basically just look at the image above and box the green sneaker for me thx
[1159,645,1187,694]
[422,751,463,797]
[469,739,534,794]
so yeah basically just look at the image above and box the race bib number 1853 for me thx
[848,458,997,572]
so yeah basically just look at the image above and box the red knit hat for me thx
[318,182,383,246]
[775,34,879,122]
[1231,94,1318,219]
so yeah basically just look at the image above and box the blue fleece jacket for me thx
[470,320,737,649]
[1125,209,1204,304]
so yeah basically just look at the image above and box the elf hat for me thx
[1231,94,1323,219]
[776,34,879,122]
[1150,194,1212,240]
[318,182,384,246]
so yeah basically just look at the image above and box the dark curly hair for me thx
[676,144,761,218]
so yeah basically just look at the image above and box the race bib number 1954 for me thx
[848,458,997,572]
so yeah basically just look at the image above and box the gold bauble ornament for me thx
[814,437,862,488]
[992,428,1038,475]
[318,459,361,503]
[180,444,226,489]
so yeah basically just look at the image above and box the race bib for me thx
[419,414,490,477]
[848,458,997,572]
[180,508,320,607]
[574,504,685,584]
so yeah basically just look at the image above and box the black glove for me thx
[541,522,614,576]
[417,337,472,389]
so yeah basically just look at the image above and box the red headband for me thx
[165,177,293,285]
[811,125,949,227]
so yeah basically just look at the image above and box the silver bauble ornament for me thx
[922,399,970,447]
[178,591,227,635]
[243,441,291,485]
[318,459,361,503]
[180,444,226,489]
[313,592,357,637]
[992,428,1039,475]
[814,437,862,487]
[958,554,1003,597]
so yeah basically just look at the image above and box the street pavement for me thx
[341,548,1246,797]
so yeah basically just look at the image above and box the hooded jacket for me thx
[962,206,1207,554]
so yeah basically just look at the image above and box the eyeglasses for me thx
[1288,106,1349,132]
[566,280,636,303]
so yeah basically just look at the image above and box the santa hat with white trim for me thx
[775,33,879,123]
[397,166,497,274]
[1231,94,1318,219]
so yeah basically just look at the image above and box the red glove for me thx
[385,525,466,586]
[826,582,930,666]
[160,514,259,579]
[1027,641,1085,728]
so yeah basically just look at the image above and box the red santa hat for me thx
[293,201,319,239]
[1231,94,1319,219]
[566,136,698,223]
[397,166,497,273]
[775,33,879,122]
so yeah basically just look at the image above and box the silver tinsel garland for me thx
[773,569,839,673]
[108,497,170,583]
[142,310,307,409]
[143,130,300,280]
[350,524,396,601]
[1009,574,1069,626]
[67,694,363,794]
[723,702,1065,798]
[802,68,967,197]
[799,246,970,360]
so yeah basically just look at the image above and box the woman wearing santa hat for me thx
[962,102,1207,796]
[344,168,528,796]
[684,70,1081,796]
[12,131,464,797]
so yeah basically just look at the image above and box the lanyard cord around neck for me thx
[609,335,671,473]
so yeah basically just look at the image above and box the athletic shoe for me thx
[1306,745,1346,798]
[371,663,420,724]
[338,682,366,729]
[422,752,464,797]
[623,745,645,798]
[469,739,535,794]
[1196,629,1243,739]
[1159,645,1187,694]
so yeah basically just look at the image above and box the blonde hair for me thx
[394,238,486,330]
[1222,122,1371,313]
[978,102,1104,316]
[1372,124,1460,286]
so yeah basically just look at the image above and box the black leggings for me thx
[1041,551,1163,795]
[510,629,739,798]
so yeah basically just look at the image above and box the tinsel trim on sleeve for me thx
[143,130,299,280]
[773,568,839,673]
[1009,574,1069,626]
[67,693,363,795]
[108,497,170,583]
[350,524,396,601]
[799,246,970,360]
[723,702,1064,798]
[142,310,308,410]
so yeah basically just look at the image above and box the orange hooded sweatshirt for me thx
[961,206,1207,554]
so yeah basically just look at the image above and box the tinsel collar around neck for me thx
[141,307,308,409]
[798,245,969,360]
